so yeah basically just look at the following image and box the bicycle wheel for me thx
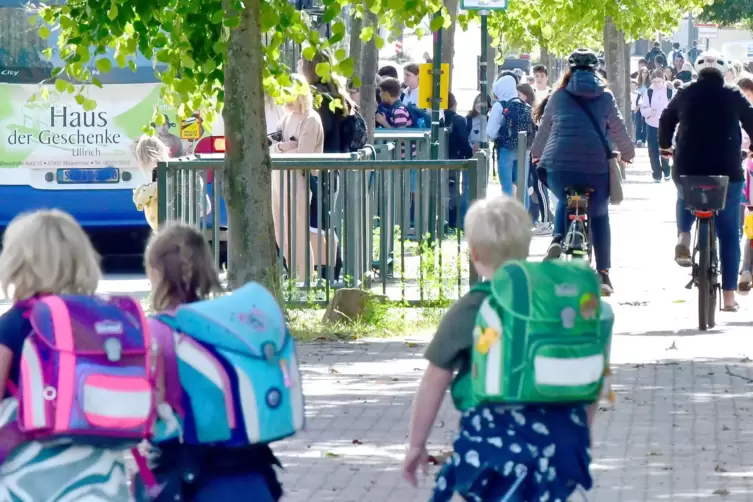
[697,220,711,331]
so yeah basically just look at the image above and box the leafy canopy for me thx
[700,0,753,30]
[36,0,449,127]
[461,0,711,57]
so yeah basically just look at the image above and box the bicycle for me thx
[561,185,594,263]
[679,175,729,331]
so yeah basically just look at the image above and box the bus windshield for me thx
[0,0,160,84]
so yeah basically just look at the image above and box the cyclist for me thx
[658,49,753,312]
[531,49,635,296]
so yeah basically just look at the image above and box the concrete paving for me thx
[274,148,753,501]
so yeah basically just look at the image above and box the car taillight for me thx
[194,135,226,154]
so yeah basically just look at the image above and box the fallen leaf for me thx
[713,488,730,495]
[667,340,678,351]
[721,425,730,431]
[352,439,363,445]
[648,451,663,457]
[413,368,422,371]
[328,368,340,375]
[672,299,686,304]
[324,452,340,458]
[436,420,445,428]
[715,464,728,473]
[406,342,418,348]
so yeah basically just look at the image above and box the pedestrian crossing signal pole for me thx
[479,12,489,151]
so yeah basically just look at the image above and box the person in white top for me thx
[532,64,551,104]
[401,63,420,106]
[640,68,673,182]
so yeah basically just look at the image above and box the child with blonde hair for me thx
[403,196,612,501]
[0,209,131,500]
[133,223,284,501]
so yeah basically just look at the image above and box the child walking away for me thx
[403,196,614,501]
[133,223,298,501]
[0,209,140,501]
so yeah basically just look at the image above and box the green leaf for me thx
[92,77,103,88]
[82,97,97,111]
[75,94,85,105]
[315,62,331,81]
[360,26,374,42]
[430,15,443,32]
[375,35,385,50]
[541,24,553,40]
[335,57,354,77]
[55,78,67,92]
[107,4,118,21]
[335,48,347,61]
[115,52,126,68]
[40,87,49,100]
[41,47,53,60]
[331,21,346,36]
[302,46,317,61]
[95,58,112,73]
[38,25,50,39]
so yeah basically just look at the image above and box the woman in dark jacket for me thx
[299,50,353,281]
[531,49,635,296]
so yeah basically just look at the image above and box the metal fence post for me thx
[516,131,527,205]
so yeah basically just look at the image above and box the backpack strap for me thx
[647,88,653,105]
[150,315,183,416]
[470,281,493,295]
[667,87,673,100]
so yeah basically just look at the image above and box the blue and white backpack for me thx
[152,282,305,446]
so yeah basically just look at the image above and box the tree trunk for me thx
[348,9,363,79]
[223,0,279,293]
[441,0,459,88]
[622,37,633,139]
[603,18,626,123]
[360,10,379,143]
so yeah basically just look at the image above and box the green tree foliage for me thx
[700,0,753,29]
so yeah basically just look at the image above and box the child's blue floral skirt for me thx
[431,404,593,502]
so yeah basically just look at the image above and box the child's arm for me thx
[408,363,453,448]
[403,362,453,487]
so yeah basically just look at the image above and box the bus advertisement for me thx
[0,0,223,235]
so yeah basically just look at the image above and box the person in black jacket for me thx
[445,92,473,229]
[645,41,667,71]
[659,49,753,311]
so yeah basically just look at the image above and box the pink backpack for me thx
[0,295,157,462]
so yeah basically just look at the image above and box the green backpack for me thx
[468,260,613,405]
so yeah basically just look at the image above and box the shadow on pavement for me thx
[276,340,753,502]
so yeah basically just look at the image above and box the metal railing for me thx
[156,134,488,306]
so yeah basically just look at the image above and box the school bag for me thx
[646,87,673,105]
[152,282,305,446]
[341,109,367,151]
[0,295,156,462]
[469,260,613,405]
[495,98,535,150]
[404,102,431,129]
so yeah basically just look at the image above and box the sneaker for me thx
[674,243,692,267]
[533,222,553,236]
[653,179,662,184]
[739,270,752,294]
[663,176,671,181]
[545,236,562,260]
[599,270,614,296]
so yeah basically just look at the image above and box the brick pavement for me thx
[275,153,753,501]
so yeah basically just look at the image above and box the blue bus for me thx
[0,0,224,242]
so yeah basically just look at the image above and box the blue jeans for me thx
[547,170,611,270]
[633,111,646,143]
[497,147,529,197]
[676,181,743,291]
[646,125,670,180]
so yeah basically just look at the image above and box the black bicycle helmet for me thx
[568,49,599,70]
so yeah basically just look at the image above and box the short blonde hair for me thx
[0,210,101,301]
[135,134,170,172]
[465,196,532,269]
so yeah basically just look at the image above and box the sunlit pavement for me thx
[275,149,753,501]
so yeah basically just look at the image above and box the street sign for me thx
[418,63,450,110]
[180,117,202,140]
[695,23,719,39]
[460,0,507,11]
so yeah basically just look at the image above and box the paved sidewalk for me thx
[275,151,753,501]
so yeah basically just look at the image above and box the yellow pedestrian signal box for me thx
[418,63,450,110]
